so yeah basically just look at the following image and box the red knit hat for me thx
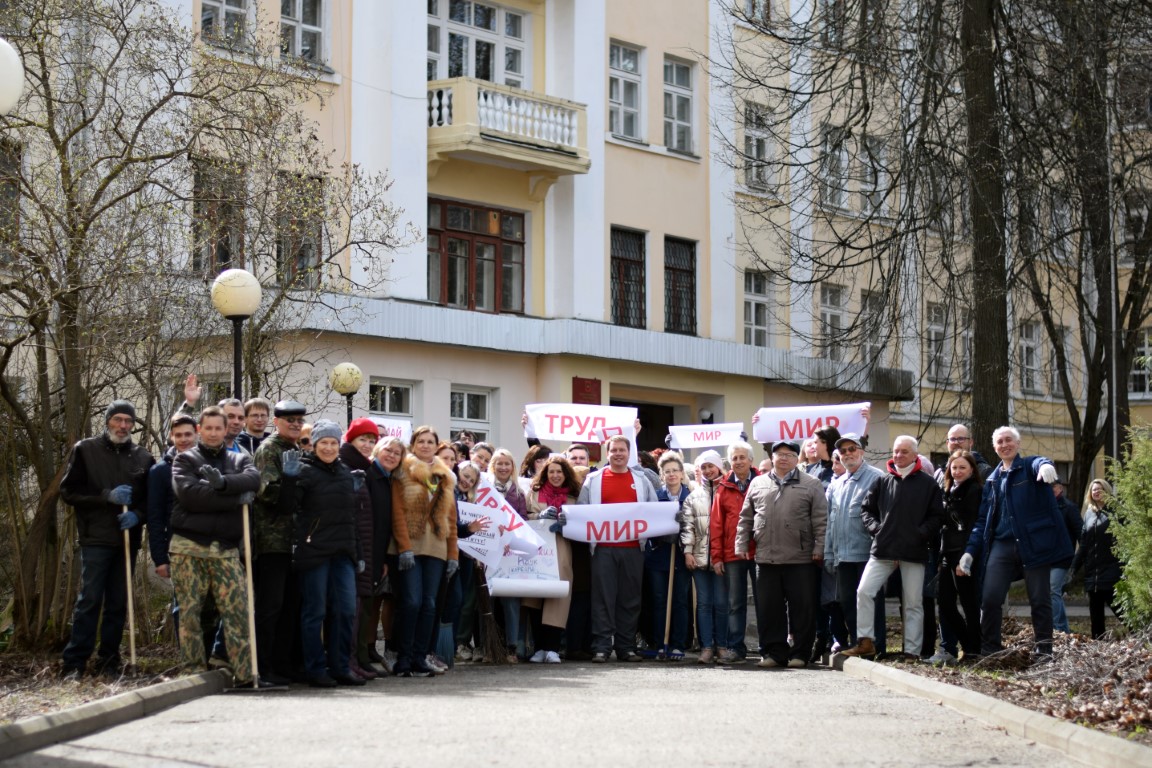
[343,417,380,444]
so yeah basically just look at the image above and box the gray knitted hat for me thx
[310,419,342,445]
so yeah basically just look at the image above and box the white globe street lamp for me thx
[329,362,363,427]
[210,269,263,400]
[0,37,24,116]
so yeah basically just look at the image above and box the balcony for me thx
[427,78,590,197]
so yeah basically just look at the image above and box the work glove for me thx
[199,465,227,490]
[357,560,366,574]
[281,450,302,477]
[1037,464,1058,484]
[739,431,748,442]
[664,433,673,448]
[117,510,139,530]
[958,552,974,576]
[351,469,366,493]
[549,511,567,534]
[238,491,255,506]
[108,485,133,506]
[398,550,415,571]
[538,506,560,520]
[674,510,687,524]
[446,560,459,579]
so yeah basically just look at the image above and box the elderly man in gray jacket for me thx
[824,433,887,654]
[736,440,827,669]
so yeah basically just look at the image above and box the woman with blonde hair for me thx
[489,447,528,660]
[523,455,580,663]
[1069,479,1124,639]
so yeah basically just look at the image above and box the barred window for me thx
[664,238,696,335]
[611,227,646,329]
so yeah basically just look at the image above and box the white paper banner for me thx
[523,403,638,465]
[560,501,679,544]
[455,501,505,570]
[371,416,412,445]
[751,402,870,445]
[668,422,745,450]
[472,475,544,554]
[487,520,569,599]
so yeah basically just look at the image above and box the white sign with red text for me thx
[668,422,744,450]
[455,501,506,570]
[524,402,639,465]
[370,417,412,445]
[751,402,870,445]
[472,475,544,554]
[487,520,569,599]
[559,502,679,545]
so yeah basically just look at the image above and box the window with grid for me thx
[860,290,884,365]
[1130,329,1152,398]
[611,227,646,329]
[820,283,845,361]
[663,58,693,153]
[1018,321,1042,394]
[742,0,771,24]
[428,0,527,88]
[192,159,245,276]
[276,174,324,290]
[743,102,773,191]
[859,135,889,216]
[426,198,525,313]
[744,271,771,347]
[926,302,948,382]
[369,379,413,416]
[609,42,643,140]
[451,387,490,443]
[821,128,850,210]
[201,0,247,46]
[0,141,19,262]
[664,237,696,336]
[281,0,324,63]
[1050,192,1073,261]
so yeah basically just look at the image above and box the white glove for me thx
[958,552,973,576]
[1037,464,1058,484]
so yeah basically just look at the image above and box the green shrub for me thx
[1109,429,1152,629]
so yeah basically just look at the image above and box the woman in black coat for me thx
[340,418,381,679]
[936,451,983,662]
[1070,479,1124,639]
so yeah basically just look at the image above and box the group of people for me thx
[57,384,1125,688]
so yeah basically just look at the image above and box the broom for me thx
[474,568,509,665]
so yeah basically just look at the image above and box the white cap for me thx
[696,449,724,471]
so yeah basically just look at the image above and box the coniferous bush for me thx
[1110,428,1152,629]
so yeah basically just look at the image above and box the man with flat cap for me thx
[60,400,154,679]
[251,399,307,684]
[736,440,827,668]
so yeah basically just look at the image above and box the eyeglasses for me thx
[947,436,971,443]
[299,438,311,445]
[774,452,798,460]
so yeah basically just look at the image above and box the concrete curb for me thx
[0,669,231,762]
[831,655,1152,768]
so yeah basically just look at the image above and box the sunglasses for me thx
[299,438,311,445]
[281,416,305,425]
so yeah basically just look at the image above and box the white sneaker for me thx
[455,644,473,662]
[544,651,562,664]
[425,654,449,674]
[529,650,547,663]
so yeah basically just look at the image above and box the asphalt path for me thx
[8,660,1079,768]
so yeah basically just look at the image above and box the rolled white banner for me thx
[488,578,570,599]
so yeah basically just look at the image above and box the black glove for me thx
[549,511,567,534]
[539,506,560,520]
[739,431,748,442]
[674,510,686,524]
[238,491,255,506]
[199,465,227,490]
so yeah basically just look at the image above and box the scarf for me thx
[538,483,569,508]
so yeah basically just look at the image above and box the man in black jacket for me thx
[841,435,945,660]
[170,406,270,687]
[60,400,154,679]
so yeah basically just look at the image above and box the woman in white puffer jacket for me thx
[680,450,726,664]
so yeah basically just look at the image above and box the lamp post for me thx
[0,37,24,116]
[210,269,262,400]
[329,362,363,427]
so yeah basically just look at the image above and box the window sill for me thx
[738,184,782,201]
[605,134,701,163]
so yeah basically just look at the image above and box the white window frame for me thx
[1019,321,1042,394]
[200,0,249,46]
[450,386,493,443]
[1050,192,1073,262]
[743,102,774,192]
[663,57,694,154]
[744,270,771,347]
[821,128,850,211]
[820,283,845,361]
[1130,328,1152,399]
[926,302,948,382]
[280,0,325,64]
[860,289,885,366]
[428,0,530,89]
[609,42,644,140]
[743,0,771,25]
[368,378,414,418]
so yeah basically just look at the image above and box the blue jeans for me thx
[397,555,445,668]
[980,539,1053,656]
[647,565,691,650]
[1050,567,1070,633]
[298,556,356,678]
[692,569,727,649]
[498,597,522,654]
[724,559,758,657]
[62,545,131,670]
